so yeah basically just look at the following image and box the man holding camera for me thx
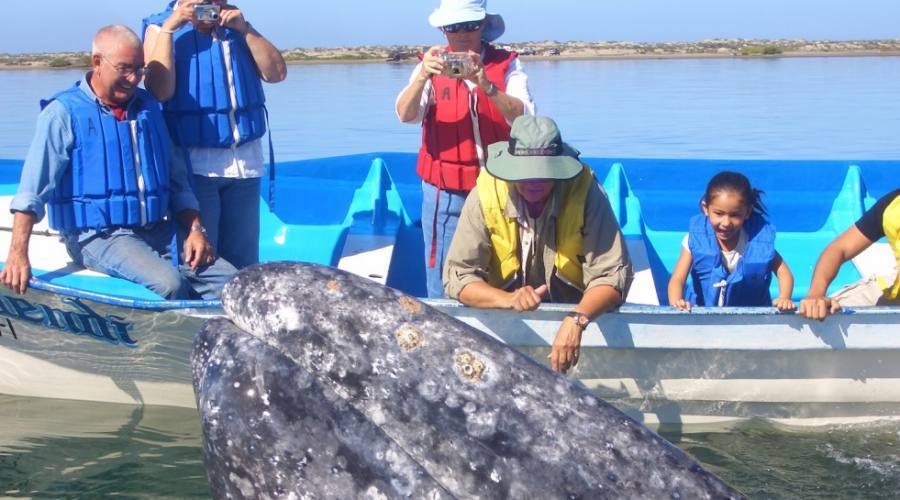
[142,1,287,269]
[1,25,236,299]
[396,0,535,298]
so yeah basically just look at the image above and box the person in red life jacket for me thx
[0,25,236,299]
[142,1,287,269]
[396,0,535,298]
[667,171,795,312]
[799,188,900,321]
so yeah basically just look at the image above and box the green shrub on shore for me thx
[284,52,313,61]
[283,51,381,62]
[48,57,72,68]
[331,53,380,60]
[742,45,783,56]
[74,54,92,67]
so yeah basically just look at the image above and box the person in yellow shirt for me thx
[799,188,900,320]
[443,116,633,373]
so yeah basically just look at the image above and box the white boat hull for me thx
[1,285,898,426]
[0,286,205,408]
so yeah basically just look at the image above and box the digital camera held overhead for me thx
[194,3,220,23]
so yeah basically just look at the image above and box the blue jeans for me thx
[421,181,468,298]
[193,176,261,269]
[65,222,238,300]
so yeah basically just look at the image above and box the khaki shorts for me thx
[831,271,898,307]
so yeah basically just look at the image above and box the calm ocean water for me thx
[1,57,899,498]
[1,56,899,159]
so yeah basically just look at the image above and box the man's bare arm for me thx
[0,211,37,294]
[799,225,873,320]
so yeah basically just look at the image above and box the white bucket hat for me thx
[428,0,505,42]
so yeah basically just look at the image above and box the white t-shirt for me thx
[178,140,265,179]
[682,228,749,274]
[395,50,536,168]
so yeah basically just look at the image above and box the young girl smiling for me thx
[668,171,795,311]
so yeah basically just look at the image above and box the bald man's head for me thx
[91,24,142,57]
[89,24,144,107]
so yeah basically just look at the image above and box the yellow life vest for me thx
[882,195,900,300]
[476,164,595,290]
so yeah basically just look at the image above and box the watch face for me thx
[568,312,588,328]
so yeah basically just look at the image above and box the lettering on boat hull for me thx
[0,295,136,347]
[0,317,16,339]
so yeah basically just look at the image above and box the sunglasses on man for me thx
[441,20,484,33]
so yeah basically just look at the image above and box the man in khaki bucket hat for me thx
[444,116,633,374]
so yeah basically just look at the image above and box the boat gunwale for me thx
[27,277,900,316]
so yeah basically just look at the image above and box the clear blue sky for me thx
[3,0,899,54]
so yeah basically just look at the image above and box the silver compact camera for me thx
[441,52,472,78]
[194,4,221,23]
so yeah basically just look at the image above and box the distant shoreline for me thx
[3,51,897,71]
[2,39,899,69]
[294,50,900,67]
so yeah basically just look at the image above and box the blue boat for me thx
[0,154,897,426]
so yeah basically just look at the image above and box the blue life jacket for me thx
[684,213,776,307]
[45,84,171,232]
[143,3,267,148]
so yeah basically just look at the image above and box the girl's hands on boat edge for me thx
[772,296,796,313]
[671,298,692,311]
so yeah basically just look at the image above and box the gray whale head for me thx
[192,262,743,499]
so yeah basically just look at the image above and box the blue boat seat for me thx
[258,195,350,266]
[0,232,167,301]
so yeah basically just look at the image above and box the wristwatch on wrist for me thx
[566,311,590,331]
[484,81,499,97]
[190,224,207,236]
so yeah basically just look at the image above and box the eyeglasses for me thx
[101,55,147,78]
[441,20,484,33]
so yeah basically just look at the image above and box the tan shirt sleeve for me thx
[443,191,494,299]
[581,183,634,297]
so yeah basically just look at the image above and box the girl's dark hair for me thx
[702,171,767,217]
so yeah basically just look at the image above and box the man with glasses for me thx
[0,25,236,299]
[396,0,535,298]
[142,1,287,270]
